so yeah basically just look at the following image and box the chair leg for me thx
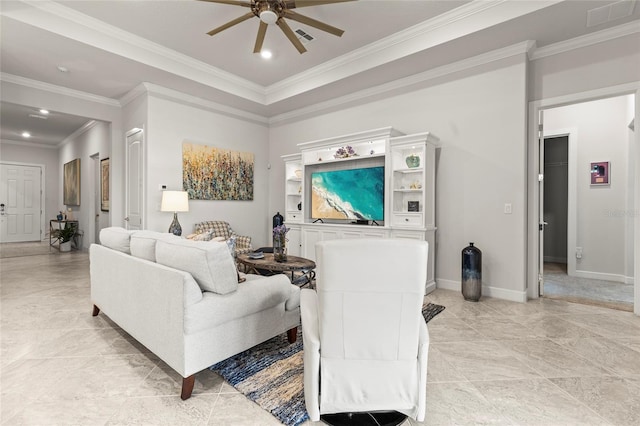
[92,305,100,316]
[181,375,195,400]
[287,327,298,343]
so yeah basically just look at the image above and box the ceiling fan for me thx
[198,0,355,54]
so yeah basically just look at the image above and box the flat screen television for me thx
[311,166,384,221]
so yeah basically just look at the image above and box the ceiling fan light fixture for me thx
[259,10,278,25]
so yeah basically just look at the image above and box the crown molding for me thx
[0,138,59,149]
[264,0,562,104]
[58,120,99,147]
[530,19,640,60]
[270,40,534,126]
[0,73,121,107]
[141,83,270,126]
[10,0,266,104]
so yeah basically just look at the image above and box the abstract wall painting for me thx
[182,142,254,201]
[63,158,81,206]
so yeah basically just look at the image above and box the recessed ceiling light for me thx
[57,66,69,73]
[39,109,49,115]
[261,50,273,59]
[22,132,31,138]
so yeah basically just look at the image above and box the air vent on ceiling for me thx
[587,0,636,27]
[28,114,48,120]
[294,28,315,45]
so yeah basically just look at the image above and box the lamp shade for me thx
[161,191,189,212]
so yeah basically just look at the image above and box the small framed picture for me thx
[590,161,610,186]
[408,201,420,212]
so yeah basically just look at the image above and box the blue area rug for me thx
[210,302,445,426]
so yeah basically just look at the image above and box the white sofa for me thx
[90,227,301,399]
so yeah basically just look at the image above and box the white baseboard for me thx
[436,278,527,303]
[425,280,437,295]
[573,269,633,285]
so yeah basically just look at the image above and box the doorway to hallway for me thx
[538,94,635,312]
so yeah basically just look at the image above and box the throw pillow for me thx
[156,239,238,295]
[190,230,215,241]
[130,231,177,262]
[99,227,134,254]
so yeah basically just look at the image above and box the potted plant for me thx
[58,224,75,252]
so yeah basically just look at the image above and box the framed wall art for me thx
[590,161,610,186]
[100,158,110,211]
[63,158,81,206]
[182,142,254,201]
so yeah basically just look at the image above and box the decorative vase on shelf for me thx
[461,242,482,301]
[405,154,420,168]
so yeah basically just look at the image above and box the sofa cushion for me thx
[130,230,177,262]
[156,239,238,295]
[100,227,134,254]
[184,274,298,334]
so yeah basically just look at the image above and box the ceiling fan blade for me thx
[276,18,307,54]
[253,21,268,53]
[285,0,356,8]
[284,10,344,37]
[198,0,251,7]
[207,11,255,36]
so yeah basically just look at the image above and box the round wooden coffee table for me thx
[237,253,316,286]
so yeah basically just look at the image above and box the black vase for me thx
[462,242,482,302]
[273,212,283,229]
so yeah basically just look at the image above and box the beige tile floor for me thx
[1,245,640,425]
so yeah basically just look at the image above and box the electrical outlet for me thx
[576,247,583,259]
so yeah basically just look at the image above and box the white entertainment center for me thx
[282,127,439,290]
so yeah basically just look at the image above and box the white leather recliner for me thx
[301,238,430,422]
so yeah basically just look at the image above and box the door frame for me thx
[527,82,640,316]
[0,161,46,242]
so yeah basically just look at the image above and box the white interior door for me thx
[0,163,42,242]
[126,129,143,230]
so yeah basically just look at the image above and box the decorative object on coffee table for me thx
[462,242,482,301]
[273,224,289,262]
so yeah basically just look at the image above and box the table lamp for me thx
[161,191,189,236]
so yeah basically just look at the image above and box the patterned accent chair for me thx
[192,221,253,255]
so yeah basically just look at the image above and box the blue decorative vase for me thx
[462,242,482,301]
[273,212,283,229]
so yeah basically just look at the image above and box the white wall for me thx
[145,96,271,246]
[545,96,632,282]
[58,121,111,248]
[0,141,58,234]
[530,33,640,102]
[269,55,529,301]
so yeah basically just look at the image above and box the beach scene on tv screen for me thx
[311,166,384,221]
